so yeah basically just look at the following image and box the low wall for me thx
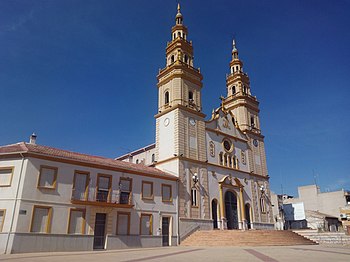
[179,218,213,241]
[251,222,274,230]
[8,233,94,254]
[106,235,178,250]
[0,233,7,254]
[294,230,350,245]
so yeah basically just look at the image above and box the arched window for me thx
[136,159,139,164]
[171,55,175,63]
[173,33,175,40]
[184,54,188,63]
[219,152,223,165]
[236,66,239,71]
[191,188,198,206]
[151,154,155,163]
[165,91,169,105]
[243,85,247,94]
[188,91,193,101]
[232,85,236,94]
[260,197,266,213]
[233,156,237,169]
[251,116,255,128]
[178,32,181,38]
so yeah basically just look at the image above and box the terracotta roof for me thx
[0,142,177,180]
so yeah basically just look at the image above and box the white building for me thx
[0,140,178,253]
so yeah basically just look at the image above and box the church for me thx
[0,4,273,254]
[118,3,273,236]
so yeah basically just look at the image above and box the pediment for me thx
[219,175,243,188]
[206,106,247,141]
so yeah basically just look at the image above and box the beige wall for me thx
[284,185,347,218]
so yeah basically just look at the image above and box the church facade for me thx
[117,4,273,239]
[0,4,273,254]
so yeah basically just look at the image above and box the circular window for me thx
[223,139,232,152]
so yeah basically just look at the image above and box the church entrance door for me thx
[212,199,218,229]
[245,203,251,229]
[225,191,238,229]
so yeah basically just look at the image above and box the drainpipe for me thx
[5,152,25,254]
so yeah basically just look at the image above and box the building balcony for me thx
[71,188,134,208]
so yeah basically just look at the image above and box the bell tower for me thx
[155,4,210,234]
[223,40,268,178]
[155,3,206,166]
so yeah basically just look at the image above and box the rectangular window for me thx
[162,184,172,202]
[68,209,85,234]
[0,167,14,187]
[30,206,52,233]
[0,209,5,232]
[72,171,89,201]
[38,166,58,189]
[117,212,130,235]
[142,181,153,200]
[140,214,152,235]
[96,174,111,202]
[119,177,132,204]
[191,188,198,207]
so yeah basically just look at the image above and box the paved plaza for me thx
[1,245,350,262]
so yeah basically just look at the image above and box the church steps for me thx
[180,230,317,246]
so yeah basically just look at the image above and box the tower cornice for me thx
[157,61,203,84]
[154,103,206,119]
[166,38,193,55]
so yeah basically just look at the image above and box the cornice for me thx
[166,39,193,55]
[224,100,260,113]
[155,104,206,119]
[205,127,248,143]
[24,153,178,181]
[155,155,269,180]
[157,62,203,82]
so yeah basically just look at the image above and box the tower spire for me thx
[232,39,237,52]
[176,2,183,25]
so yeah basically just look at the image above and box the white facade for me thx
[0,144,178,254]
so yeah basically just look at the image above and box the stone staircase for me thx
[293,230,350,246]
[180,230,317,246]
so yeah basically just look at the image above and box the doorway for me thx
[212,199,218,229]
[245,203,251,229]
[225,191,238,229]
[93,213,107,249]
[162,217,170,246]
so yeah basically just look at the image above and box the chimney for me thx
[29,133,37,144]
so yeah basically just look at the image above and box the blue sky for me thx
[0,0,349,196]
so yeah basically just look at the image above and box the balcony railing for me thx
[71,188,133,208]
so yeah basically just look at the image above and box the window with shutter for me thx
[31,206,51,233]
[68,209,85,234]
[38,166,57,189]
[0,167,14,187]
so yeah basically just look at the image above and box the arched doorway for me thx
[245,203,251,229]
[225,191,238,229]
[212,199,218,229]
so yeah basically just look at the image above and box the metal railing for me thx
[71,188,133,205]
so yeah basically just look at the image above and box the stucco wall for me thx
[106,235,178,249]
[8,233,93,253]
